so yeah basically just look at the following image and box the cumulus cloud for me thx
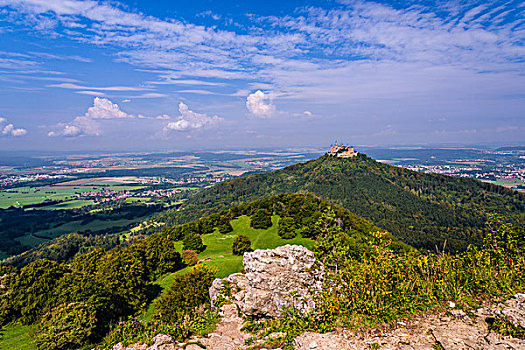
[48,97,132,137]
[85,97,132,119]
[0,117,27,137]
[246,90,276,117]
[164,102,223,132]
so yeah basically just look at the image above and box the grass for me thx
[0,184,145,209]
[141,215,315,321]
[14,216,152,248]
[0,324,36,350]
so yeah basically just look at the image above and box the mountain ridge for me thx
[154,153,524,251]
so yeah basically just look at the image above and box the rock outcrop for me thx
[210,245,324,317]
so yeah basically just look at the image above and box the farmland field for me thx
[0,182,146,209]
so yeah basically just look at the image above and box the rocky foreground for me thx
[113,245,525,350]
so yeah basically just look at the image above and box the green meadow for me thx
[0,324,36,350]
[141,215,314,321]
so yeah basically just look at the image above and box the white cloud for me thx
[48,97,132,136]
[85,97,132,119]
[246,90,276,117]
[164,102,223,131]
[132,93,167,98]
[0,118,27,136]
[48,83,149,91]
[76,90,106,96]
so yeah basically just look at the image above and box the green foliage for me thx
[488,316,525,339]
[36,302,97,350]
[278,217,297,239]
[132,234,184,278]
[55,272,116,337]
[251,209,273,229]
[314,218,525,326]
[154,264,216,324]
[101,317,190,348]
[217,220,234,234]
[95,247,147,314]
[182,249,199,266]
[10,259,66,324]
[182,233,205,252]
[232,235,252,256]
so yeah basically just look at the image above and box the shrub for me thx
[251,209,272,229]
[133,234,185,278]
[232,235,252,256]
[182,250,199,266]
[182,233,205,252]
[217,215,233,234]
[101,317,190,348]
[278,217,297,239]
[36,302,97,350]
[154,264,216,323]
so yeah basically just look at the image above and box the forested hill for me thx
[155,153,524,251]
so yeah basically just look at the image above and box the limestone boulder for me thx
[210,245,324,317]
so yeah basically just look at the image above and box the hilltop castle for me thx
[328,141,358,158]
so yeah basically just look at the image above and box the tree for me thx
[232,235,252,256]
[36,302,97,350]
[251,209,272,229]
[182,250,199,266]
[94,247,147,314]
[133,234,184,278]
[183,233,205,252]
[10,259,66,324]
[154,264,216,323]
[217,215,233,234]
[278,217,297,239]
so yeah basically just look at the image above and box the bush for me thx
[36,302,97,350]
[182,250,199,266]
[217,215,233,234]
[232,235,252,256]
[182,233,205,252]
[278,217,297,239]
[154,264,216,323]
[251,209,272,229]
[101,317,190,348]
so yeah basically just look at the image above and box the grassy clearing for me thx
[141,215,314,321]
[0,324,36,350]
[14,234,49,247]
[37,199,96,210]
[14,216,151,248]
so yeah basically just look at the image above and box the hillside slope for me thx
[156,153,524,251]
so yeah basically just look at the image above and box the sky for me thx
[0,0,523,152]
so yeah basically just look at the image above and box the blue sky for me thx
[0,0,523,151]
